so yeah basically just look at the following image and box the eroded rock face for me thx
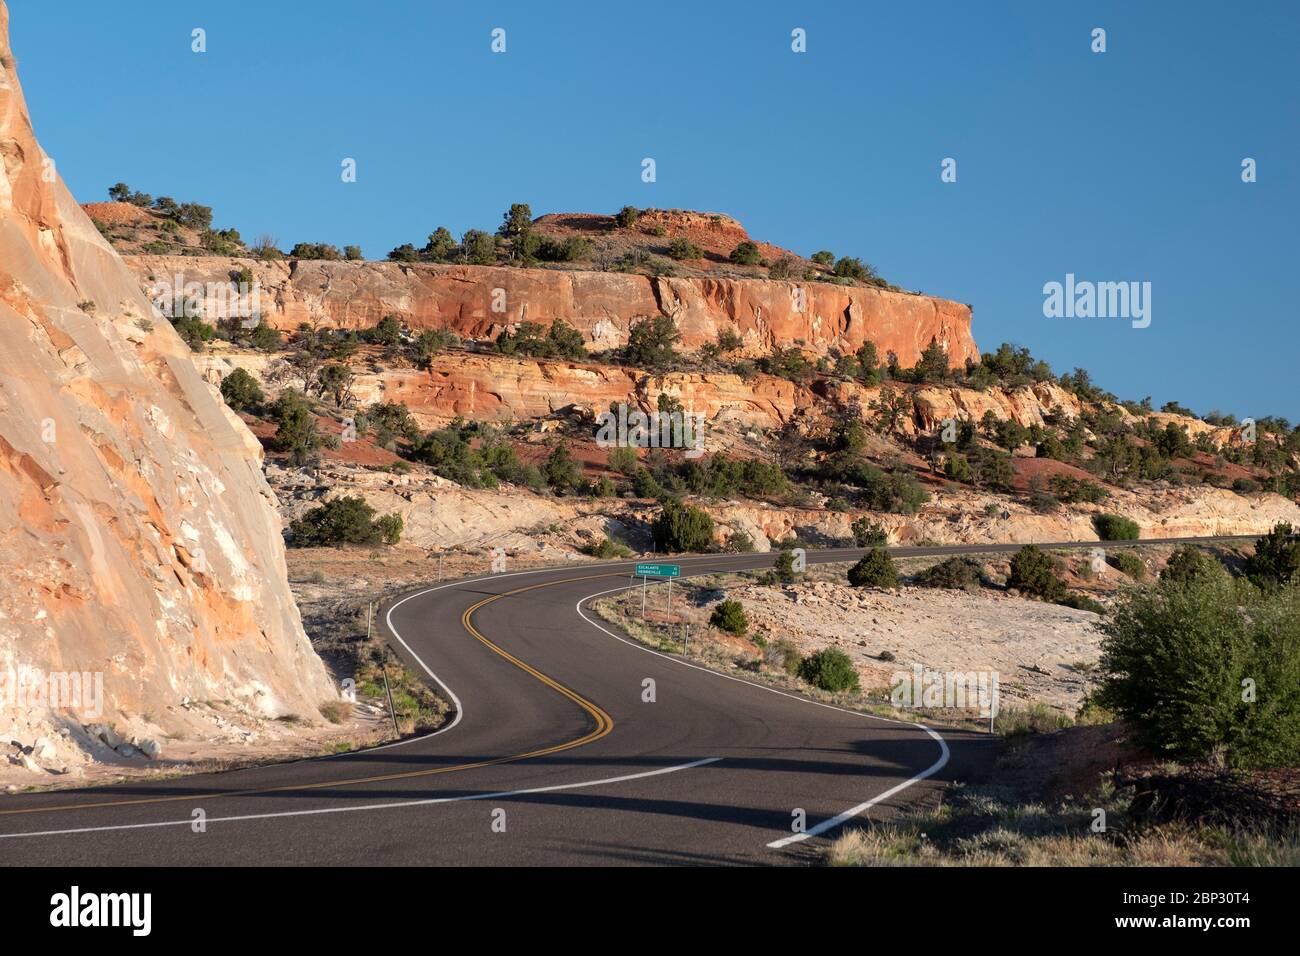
[125,255,979,367]
[0,3,334,747]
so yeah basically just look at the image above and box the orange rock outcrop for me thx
[126,255,979,368]
[0,3,335,743]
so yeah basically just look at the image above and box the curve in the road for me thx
[0,535,1258,863]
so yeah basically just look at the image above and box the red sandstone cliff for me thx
[125,255,979,368]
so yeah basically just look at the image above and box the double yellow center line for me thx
[0,572,622,818]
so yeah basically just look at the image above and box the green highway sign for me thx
[635,563,680,578]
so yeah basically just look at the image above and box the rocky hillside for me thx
[186,342,1300,556]
[0,3,336,773]
[124,253,977,368]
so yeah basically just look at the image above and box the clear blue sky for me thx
[13,1,1299,421]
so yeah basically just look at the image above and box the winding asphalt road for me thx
[0,536,1255,866]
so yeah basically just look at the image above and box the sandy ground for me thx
[1,695,392,793]
[597,558,1108,717]
[734,577,1103,710]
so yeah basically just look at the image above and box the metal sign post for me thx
[633,564,679,624]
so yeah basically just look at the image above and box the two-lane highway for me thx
[0,537,1254,865]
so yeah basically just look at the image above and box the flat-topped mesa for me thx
[124,255,980,368]
[0,1,335,744]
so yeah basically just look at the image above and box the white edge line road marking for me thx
[369,555,797,753]
[370,558,738,753]
[574,582,951,850]
[364,538,1239,753]
[0,758,723,840]
[5,541,1240,841]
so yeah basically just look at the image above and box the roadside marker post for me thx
[367,602,400,736]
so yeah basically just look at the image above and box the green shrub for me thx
[1097,573,1300,768]
[675,453,787,500]
[373,512,404,545]
[1161,545,1228,584]
[1244,522,1300,590]
[605,446,640,475]
[726,530,755,552]
[632,467,664,499]
[1049,475,1110,504]
[1108,551,1145,579]
[586,537,632,559]
[1057,592,1105,614]
[759,346,814,383]
[916,556,984,592]
[409,423,520,488]
[410,328,457,367]
[969,447,1015,491]
[772,638,804,675]
[624,315,680,368]
[171,315,215,351]
[833,256,873,281]
[219,368,263,413]
[847,549,899,589]
[289,496,403,547]
[666,237,702,260]
[837,462,930,514]
[716,329,743,354]
[246,322,283,351]
[271,389,324,465]
[1093,514,1140,541]
[651,500,713,553]
[496,319,586,360]
[289,242,342,260]
[851,516,887,547]
[797,648,860,693]
[460,228,498,265]
[365,401,420,445]
[1007,545,1066,601]
[365,315,403,348]
[773,548,799,583]
[543,440,581,492]
[944,454,972,483]
[728,241,762,265]
[709,599,748,636]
